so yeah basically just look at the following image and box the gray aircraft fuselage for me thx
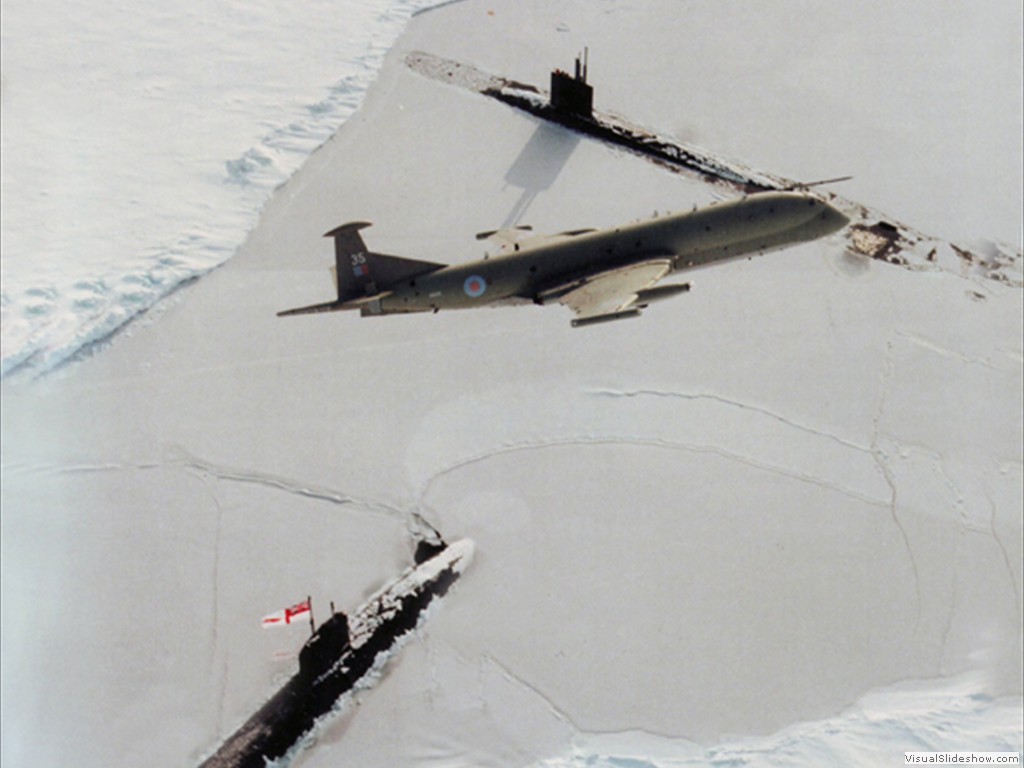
[279,191,848,322]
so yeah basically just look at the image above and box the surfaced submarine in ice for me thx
[278,191,849,327]
[197,538,474,768]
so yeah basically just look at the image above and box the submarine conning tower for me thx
[298,611,350,676]
[550,49,593,119]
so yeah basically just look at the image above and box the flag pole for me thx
[308,595,315,635]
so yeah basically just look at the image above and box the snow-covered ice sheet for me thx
[529,674,1023,768]
[0,0,442,378]
[1,1,1021,767]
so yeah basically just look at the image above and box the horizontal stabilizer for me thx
[280,221,448,317]
[277,300,348,317]
[278,291,395,317]
[475,225,532,241]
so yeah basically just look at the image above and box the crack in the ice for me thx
[52,452,407,521]
[48,452,456,580]
[935,455,977,530]
[480,653,577,731]
[178,459,403,519]
[985,491,1023,656]
[478,653,705,746]
[171,453,453,548]
[417,435,890,513]
[870,446,924,644]
[995,345,1024,364]
[871,337,923,639]
[894,330,1008,372]
[937,529,969,674]
[587,387,873,454]
[196,474,229,736]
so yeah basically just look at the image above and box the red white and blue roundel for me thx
[464,275,487,298]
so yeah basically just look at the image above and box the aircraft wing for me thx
[555,259,677,327]
[475,226,533,251]
[477,226,598,253]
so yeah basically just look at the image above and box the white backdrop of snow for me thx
[0,0,441,377]
[1,1,1022,767]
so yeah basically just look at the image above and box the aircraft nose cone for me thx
[821,201,850,234]
[796,194,849,236]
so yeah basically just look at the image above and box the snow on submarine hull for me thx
[197,538,474,768]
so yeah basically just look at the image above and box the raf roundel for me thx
[464,275,487,298]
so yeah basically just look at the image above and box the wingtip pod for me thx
[635,282,690,306]
[571,308,642,328]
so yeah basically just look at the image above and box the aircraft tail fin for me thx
[324,222,446,303]
[278,223,447,317]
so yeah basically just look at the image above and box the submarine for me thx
[197,538,474,768]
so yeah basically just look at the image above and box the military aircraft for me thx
[278,191,848,327]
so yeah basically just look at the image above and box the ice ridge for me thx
[0,0,446,380]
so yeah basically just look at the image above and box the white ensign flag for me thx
[261,598,311,628]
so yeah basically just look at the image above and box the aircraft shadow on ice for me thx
[501,121,581,229]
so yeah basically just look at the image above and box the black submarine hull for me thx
[198,539,474,768]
